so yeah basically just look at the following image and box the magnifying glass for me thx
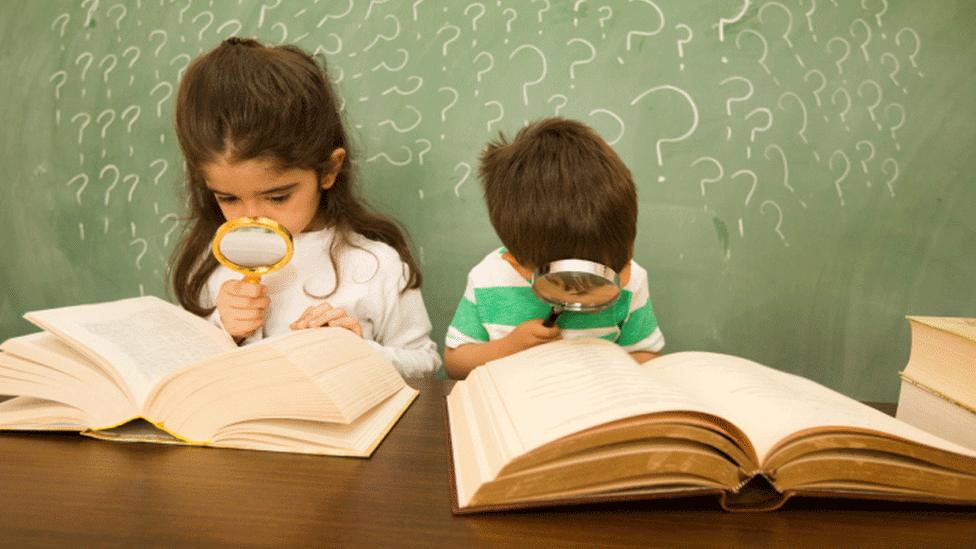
[211,216,294,283]
[531,259,621,327]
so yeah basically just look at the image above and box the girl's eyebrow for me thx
[206,182,300,195]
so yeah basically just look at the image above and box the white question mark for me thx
[217,19,243,39]
[415,139,432,165]
[598,6,612,39]
[160,213,180,246]
[75,52,94,98]
[895,27,923,77]
[362,15,401,53]
[744,107,773,159]
[453,162,472,197]
[765,144,795,194]
[97,108,116,139]
[121,105,141,133]
[735,30,773,78]
[880,52,906,94]
[826,36,851,76]
[503,8,517,43]
[509,44,548,106]
[473,51,494,95]
[855,139,875,186]
[149,30,168,58]
[857,79,884,129]
[880,157,898,197]
[760,200,789,245]
[107,3,126,36]
[548,94,568,116]
[100,164,120,206]
[566,38,596,88]
[122,46,140,86]
[861,0,888,35]
[803,69,827,108]
[830,87,851,131]
[437,86,459,139]
[849,18,872,62]
[150,81,173,118]
[532,0,550,35]
[829,149,851,206]
[572,0,585,28]
[884,102,905,150]
[381,75,424,96]
[588,108,626,146]
[49,70,68,101]
[719,75,754,140]
[317,0,353,27]
[690,156,723,197]
[378,105,422,133]
[192,11,215,42]
[51,12,70,40]
[71,112,91,145]
[150,159,168,186]
[631,85,699,182]
[484,101,504,131]
[81,0,98,29]
[366,146,413,166]
[434,24,461,71]
[257,0,281,28]
[130,238,148,270]
[731,169,759,207]
[804,0,818,43]
[464,3,485,32]
[675,24,692,71]
[66,173,89,205]
[777,91,809,144]
[124,174,140,202]
[626,0,665,52]
[171,53,191,81]
[99,54,117,99]
[718,0,750,63]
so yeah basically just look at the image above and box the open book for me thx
[446,338,976,512]
[0,296,417,456]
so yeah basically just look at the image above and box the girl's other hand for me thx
[503,318,561,355]
[216,279,270,340]
[290,302,363,338]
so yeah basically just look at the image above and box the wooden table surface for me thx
[2,380,975,548]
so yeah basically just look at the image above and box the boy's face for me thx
[202,149,344,236]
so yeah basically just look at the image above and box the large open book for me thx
[446,338,976,512]
[0,296,417,457]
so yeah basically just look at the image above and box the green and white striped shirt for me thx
[445,248,664,353]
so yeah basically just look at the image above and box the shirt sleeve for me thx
[617,268,665,353]
[368,265,442,379]
[444,269,489,349]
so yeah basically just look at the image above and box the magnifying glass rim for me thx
[211,216,295,278]
[531,259,621,312]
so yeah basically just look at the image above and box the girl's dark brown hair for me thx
[170,37,421,315]
[479,117,638,273]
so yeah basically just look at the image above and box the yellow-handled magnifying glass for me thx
[211,216,294,283]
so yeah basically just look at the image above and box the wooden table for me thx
[2,380,975,547]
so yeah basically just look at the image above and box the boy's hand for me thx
[216,279,270,340]
[290,302,363,338]
[503,318,561,354]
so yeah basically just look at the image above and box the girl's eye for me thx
[215,195,238,204]
[268,194,290,204]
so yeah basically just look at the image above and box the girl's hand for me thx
[502,318,561,354]
[216,279,270,340]
[290,302,363,338]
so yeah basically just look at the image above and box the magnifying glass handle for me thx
[243,274,262,284]
[542,306,562,328]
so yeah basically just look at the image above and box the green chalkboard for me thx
[1,1,974,400]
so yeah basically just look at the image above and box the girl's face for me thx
[202,151,343,236]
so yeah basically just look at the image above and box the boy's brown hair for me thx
[479,117,638,273]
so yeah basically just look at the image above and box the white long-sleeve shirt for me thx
[204,226,441,378]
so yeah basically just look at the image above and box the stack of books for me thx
[897,316,976,451]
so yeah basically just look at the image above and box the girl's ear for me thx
[320,148,347,190]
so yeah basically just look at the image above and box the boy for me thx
[443,117,664,379]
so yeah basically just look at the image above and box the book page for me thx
[645,352,976,463]
[479,339,721,453]
[25,296,236,406]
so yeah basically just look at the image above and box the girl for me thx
[169,37,440,378]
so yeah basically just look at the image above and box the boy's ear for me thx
[320,148,347,190]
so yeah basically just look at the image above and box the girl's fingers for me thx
[307,307,346,327]
[328,316,362,337]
